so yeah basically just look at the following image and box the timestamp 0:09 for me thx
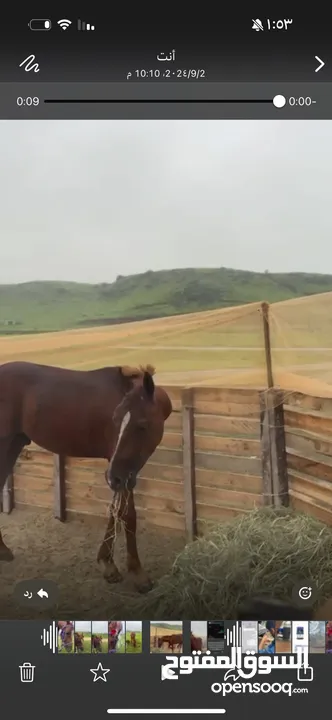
[17,97,40,106]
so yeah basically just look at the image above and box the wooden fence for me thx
[3,387,294,539]
[2,386,332,538]
[284,391,332,526]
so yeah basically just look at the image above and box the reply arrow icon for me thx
[315,56,325,72]
[37,588,48,599]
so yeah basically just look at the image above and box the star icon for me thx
[90,662,110,682]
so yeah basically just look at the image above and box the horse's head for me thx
[157,636,164,648]
[107,366,172,493]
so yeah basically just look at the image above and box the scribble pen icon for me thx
[19,54,40,72]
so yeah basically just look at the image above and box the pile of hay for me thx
[127,507,332,619]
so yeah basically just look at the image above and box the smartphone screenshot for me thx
[291,621,309,654]
[207,621,225,654]
[0,7,331,717]
[241,620,258,653]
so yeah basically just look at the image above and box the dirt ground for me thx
[0,507,185,620]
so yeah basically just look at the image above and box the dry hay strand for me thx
[104,491,131,544]
[121,507,332,620]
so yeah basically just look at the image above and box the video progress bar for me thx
[44,98,272,104]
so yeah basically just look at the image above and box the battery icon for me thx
[29,19,52,30]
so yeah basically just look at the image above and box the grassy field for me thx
[91,633,108,653]
[2,268,332,334]
[125,631,142,653]
[1,291,332,391]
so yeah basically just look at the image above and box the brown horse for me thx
[126,631,136,648]
[92,634,103,653]
[190,633,203,652]
[74,632,85,652]
[58,621,74,652]
[0,361,172,592]
[158,633,183,652]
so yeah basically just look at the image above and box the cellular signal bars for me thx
[77,20,95,31]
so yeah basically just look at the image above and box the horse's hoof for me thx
[101,563,123,584]
[137,580,153,594]
[129,572,153,594]
[104,570,123,584]
[0,545,14,562]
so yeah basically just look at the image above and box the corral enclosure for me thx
[2,384,332,536]
[2,293,332,555]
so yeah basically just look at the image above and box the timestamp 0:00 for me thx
[289,97,315,106]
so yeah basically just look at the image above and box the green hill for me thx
[1,267,332,334]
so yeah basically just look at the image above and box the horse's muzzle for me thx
[107,472,137,492]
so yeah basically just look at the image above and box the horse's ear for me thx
[143,371,155,399]
[120,365,142,379]
[140,363,156,376]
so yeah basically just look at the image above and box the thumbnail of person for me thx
[108,621,125,653]
[57,620,74,654]
[258,621,282,654]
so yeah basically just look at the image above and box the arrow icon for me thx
[37,588,48,599]
[315,56,325,73]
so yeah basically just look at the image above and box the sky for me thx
[91,621,108,634]
[125,621,142,632]
[1,120,331,284]
[74,620,91,632]
[191,621,207,637]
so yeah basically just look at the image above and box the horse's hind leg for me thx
[0,434,30,561]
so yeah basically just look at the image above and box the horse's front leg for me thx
[120,490,153,593]
[97,497,123,583]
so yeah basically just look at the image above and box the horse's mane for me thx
[121,364,156,377]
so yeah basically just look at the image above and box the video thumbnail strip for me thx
[42,619,332,655]
[54,621,142,653]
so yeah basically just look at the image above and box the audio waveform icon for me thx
[41,621,57,653]
[226,621,242,648]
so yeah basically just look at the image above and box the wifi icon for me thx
[57,18,72,30]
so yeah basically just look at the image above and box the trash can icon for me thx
[19,662,35,682]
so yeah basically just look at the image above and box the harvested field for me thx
[1,295,332,391]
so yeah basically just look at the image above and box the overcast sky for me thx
[74,620,91,632]
[191,621,207,637]
[1,120,330,284]
[92,621,108,634]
